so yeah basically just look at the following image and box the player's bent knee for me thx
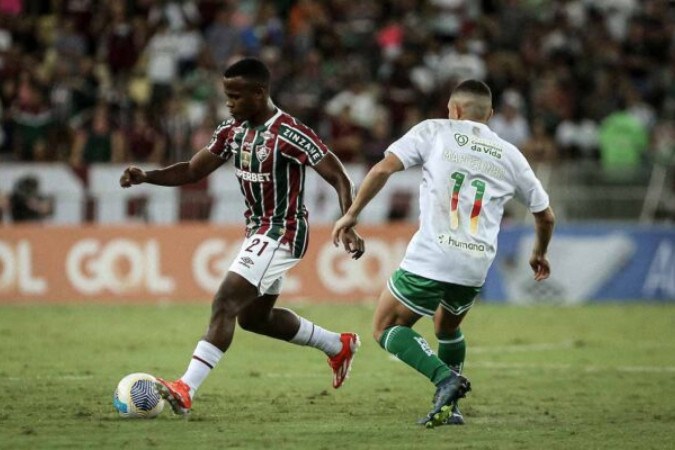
[372,327,386,345]
[237,315,262,332]
[211,294,240,319]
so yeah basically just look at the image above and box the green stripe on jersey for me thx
[249,129,263,229]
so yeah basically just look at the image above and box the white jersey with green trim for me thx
[386,119,549,286]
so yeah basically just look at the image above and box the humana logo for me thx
[438,234,486,253]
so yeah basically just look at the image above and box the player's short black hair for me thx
[223,58,271,88]
[452,79,492,101]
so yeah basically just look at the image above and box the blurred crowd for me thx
[0,0,674,174]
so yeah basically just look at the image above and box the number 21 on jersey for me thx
[450,171,485,234]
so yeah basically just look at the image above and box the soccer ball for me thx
[113,373,165,418]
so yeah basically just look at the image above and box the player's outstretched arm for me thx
[314,152,365,259]
[529,206,555,281]
[119,148,225,188]
[331,153,404,246]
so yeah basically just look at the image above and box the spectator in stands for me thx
[276,50,325,125]
[144,19,183,107]
[70,103,125,166]
[10,76,53,161]
[53,16,88,68]
[99,2,142,76]
[436,36,487,83]
[363,114,391,167]
[325,76,380,133]
[124,108,166,164]
[488,89,529,147]
[555,107,599,160]
[204,6,242,71]
[161,95,192,163]
[9,175,52,222]
[327,104,365,164]
[521,119,558,163]
[598,107,649,177]
[182,48,223,126]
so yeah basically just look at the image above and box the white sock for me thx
[180,340,223,398]
[289,316,342,356]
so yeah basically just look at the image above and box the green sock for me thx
[379,325,453,385]
[437,328,466,374]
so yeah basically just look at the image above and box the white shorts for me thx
[228,234,301,296]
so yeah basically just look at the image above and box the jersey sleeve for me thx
[278,122,329,166]
[385,121,430,169]
[513,154,550,213]
[207,119,235,161]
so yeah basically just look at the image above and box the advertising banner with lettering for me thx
[482,225,675,304]
[1,224,673,303]
[0,224,414,303]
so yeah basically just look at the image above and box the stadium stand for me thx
[0,0,673,224]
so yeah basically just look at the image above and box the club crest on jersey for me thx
[454,133,469,146]
[256,146,270,162]
[256,130,275,162]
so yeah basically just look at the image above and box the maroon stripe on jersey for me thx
[207,119,235,160]
[256,123,280,236]
[284,161,303,246]
[239,128,258,227]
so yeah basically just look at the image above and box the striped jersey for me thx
[207,108,328,258]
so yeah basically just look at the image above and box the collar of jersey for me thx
[241,106,283,131]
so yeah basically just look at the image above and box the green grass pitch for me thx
[1,303,674,449]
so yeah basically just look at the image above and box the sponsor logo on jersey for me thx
[279,125,323,163]
[438,234,487,253]
[235,168,271,182]
[454,133,469,146]
[241,141,253,168]
[470,140,503,159]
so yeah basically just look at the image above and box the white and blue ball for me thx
[113,373,165,418]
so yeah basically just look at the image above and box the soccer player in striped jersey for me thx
[332,80,556,427]
[120,58,364,415]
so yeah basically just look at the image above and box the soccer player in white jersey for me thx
[332,80,556,427]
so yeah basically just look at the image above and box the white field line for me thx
[470,341,576,353]
[2,364,675,382]
[2,375,94,381]
[468,361,675,373]
[2,340,674,382]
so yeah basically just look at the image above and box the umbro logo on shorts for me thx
[239,256,255,268]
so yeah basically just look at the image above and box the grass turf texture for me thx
[0,303,674,449]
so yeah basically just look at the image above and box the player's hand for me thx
[529,253,550,281]
[332,213,358,246]
[340,227,365,260]
[120,166,147,188]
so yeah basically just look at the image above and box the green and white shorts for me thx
[387,268,481,317]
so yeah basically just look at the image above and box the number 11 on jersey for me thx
[450,171,485,235]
